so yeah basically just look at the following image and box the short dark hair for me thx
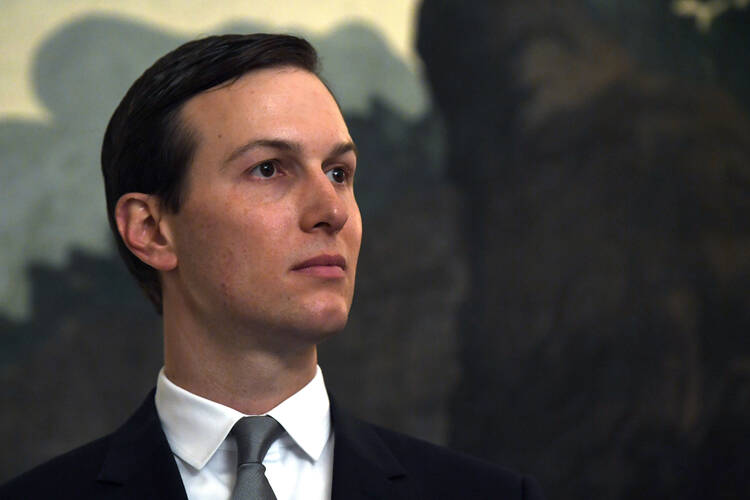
[101,34,319,314]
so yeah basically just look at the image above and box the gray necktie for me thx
[230,416,284,500]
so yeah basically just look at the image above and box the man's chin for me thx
[228,294,353,347]
[300,292,351,321]
[297,310,349,340]
[286,301,351,342]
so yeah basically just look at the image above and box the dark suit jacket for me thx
[0,391,544,499]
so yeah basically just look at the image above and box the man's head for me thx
[102,34,361,343]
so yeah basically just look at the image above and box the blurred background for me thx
[1,0,749,498]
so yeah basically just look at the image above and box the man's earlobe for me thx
[114,193,178,271]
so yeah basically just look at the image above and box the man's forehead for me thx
[184,66,331,112]
[183,67,339,121]
[177,66,351,159]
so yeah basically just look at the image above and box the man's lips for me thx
[291,254,347,278]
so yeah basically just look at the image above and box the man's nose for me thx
[299,170,349,234]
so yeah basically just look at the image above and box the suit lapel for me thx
[97,390,188,500]
[330,401,417,500]
[93,391,415,499]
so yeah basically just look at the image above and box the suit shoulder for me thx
[0,433,113,499]
[369,423,544,499]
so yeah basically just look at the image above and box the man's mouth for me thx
[291,254,346,278]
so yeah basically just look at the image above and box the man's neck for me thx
[162,317,318,415]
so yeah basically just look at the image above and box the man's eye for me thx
[249,161,279,178]
[327,167,348,184]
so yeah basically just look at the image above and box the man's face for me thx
[164,66,361,346]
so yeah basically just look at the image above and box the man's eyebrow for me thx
[224,139,301,164]
[224,138,358,165]
[329,140,358,159]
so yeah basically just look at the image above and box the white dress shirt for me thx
[154,366,334,500]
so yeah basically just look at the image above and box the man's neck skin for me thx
[161,291,319,416]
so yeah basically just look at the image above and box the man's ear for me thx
[114,193,177,271]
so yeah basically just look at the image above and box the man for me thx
[0,34,544,499]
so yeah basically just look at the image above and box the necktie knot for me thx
[232,415,284,465]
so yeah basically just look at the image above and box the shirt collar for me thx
[155,365,331,470]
